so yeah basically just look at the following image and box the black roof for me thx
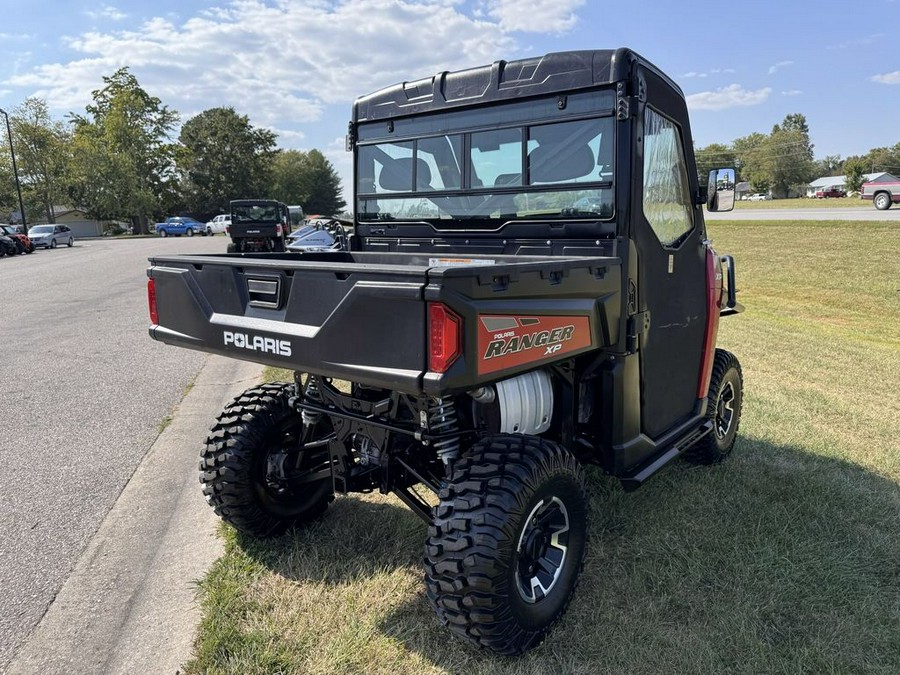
[353,48,681,123]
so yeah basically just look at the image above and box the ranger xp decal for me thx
[477,315,592,375]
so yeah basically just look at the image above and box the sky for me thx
[1,0,898,194]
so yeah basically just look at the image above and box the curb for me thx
[6,356,263,675]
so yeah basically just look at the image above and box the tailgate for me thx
[148,254,428,392]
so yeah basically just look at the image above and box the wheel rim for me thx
[515,496,570,604]
[715,380,736,439]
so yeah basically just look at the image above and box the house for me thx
[806,172,898,198]
[8,206,111,237]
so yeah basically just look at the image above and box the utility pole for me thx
[0,107,26,232]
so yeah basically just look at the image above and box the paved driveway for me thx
[0,236,227,669]
[710,206,900,221]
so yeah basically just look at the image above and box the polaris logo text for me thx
[483,326,575,360]
[223,331,292,357]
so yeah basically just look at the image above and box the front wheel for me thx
[874,193,892,210]
[159,229,168,238]
[50,239,58,249]
[425,434,589,655]
[200,383,335,537]
[684,349,743,465]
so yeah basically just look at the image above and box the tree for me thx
[732,132,769,192]
[816,155,843,177]
[732,115,815,197]
[763,115,815,198]
[858,143,900,175]
[11,98,72,223]
[68,68,179,232]
[0,146,16,219]
[694,143,736,184]
[843,158,867,193]
[271,149,345,215]
[177,107,278,216]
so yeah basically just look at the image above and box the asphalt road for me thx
[0,235,230,670]
[709,206,900,221]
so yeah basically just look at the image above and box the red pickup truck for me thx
[815,188,846,198]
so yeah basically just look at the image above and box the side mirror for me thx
[707,168,736,212]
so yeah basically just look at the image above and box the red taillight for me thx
[148,278,159,326]
[697,248,722,398]
[429,303,462,373]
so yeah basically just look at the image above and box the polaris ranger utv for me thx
[226,198,291,252]
[147,48,743,655]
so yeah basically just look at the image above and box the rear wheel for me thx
[200,383,335,537]
[684,349,743,465]
[226,242,238,253]
[425,434,589,655]
[874,192,892,210]
[187,228,194,237]
[273,238,285,252]
[67,237,73,247]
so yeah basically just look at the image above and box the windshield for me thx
[357,114,614,227]
[232,203,280,224]
[29,225,53,234]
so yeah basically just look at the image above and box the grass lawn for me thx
[733,197,864,209]
[185,220,900,674]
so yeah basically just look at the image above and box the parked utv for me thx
[148,48,744,655]
[226,199,291,252]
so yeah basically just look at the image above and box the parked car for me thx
[0,233,18,257]
[205,214,230,236]
[746,193,771,201]
[0,225,35,253]
[28,224,75,249]
[815,188,846,198]
[155,217,204,237]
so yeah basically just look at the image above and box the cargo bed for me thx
[148,251,622,394]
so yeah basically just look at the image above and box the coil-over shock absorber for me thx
[300,374,323,427]
[428,396,460,467]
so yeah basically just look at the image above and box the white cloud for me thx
[829,32,884,49]
[871,71,900,84]
[86,5,128,21]
[682,68,735,79]
[483,0,584,33]
[7,0,537,128]
[686,84,771,111]
[768,60,794,75]
[781,89,803,96]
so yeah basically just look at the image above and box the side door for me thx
[633,103,708,439]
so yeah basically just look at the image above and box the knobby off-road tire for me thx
[200,383,334,537]
[425,434,589,655]
[684,349,743,465]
